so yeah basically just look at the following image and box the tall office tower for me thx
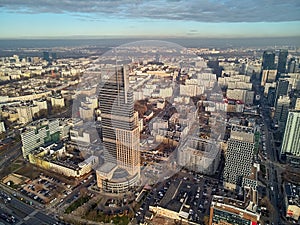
[267,87,276,107]
[277,50,288,76]
[43,51,50,62]
[262,50,275,70]
[223,125,257,191]
[274,79,289,107]
[281,111,300,164]
[287,57,299,73]
[96,65,140,193]
[274,96,290,127]
[51,52,57,60]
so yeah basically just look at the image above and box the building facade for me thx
[223,125,256,190]
[277,50,288,75]
[177,137,221,175]
[20,119,61,158]
[96,65,140,193]
[281,111,300,163]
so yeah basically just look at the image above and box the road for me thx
[260,96,285,225]
[0,142,22,169]
[0,188,62,225]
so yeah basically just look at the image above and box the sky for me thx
[1,0,300,39]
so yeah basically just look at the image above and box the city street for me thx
[260,96,286,224]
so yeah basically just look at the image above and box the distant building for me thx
[33,98,48,112]
[17,105,33,124]
[287,57,299,73]
[262,50,275,70]
[267,87,276,107]
[43,51,50,62]
[281,111,300,164]
[277,50,288,76]
[0,121,5,133]
[274,96,290,127]
[274,79,289,107]
[50,95,65,108]
[261,69,277,86]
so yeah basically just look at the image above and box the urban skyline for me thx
[0,1,300,224]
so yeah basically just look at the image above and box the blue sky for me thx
[1,0,300,38]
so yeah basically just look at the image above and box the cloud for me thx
[0,0,299,22]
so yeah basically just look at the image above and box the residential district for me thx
[0,43,299,225]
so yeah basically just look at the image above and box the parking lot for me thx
[135,170,240,224]
[20,173,73,205]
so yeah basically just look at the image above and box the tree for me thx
[79,187,88,196]
[203,215,210,225]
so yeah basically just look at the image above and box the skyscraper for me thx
[274,96,290,127]
[281,110,300,164]
[43,51,50,62]
[274,79,289,107]
[287,57,299,73]
[96,65,140,193]
[262,50,275,70]
[277,50,288,75]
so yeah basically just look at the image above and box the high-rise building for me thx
[277,50,288,75]
[281,111,300,164]
[17,105,33,124]
[287,57,299,73]
[223,125,257,190]
[51,52,57,60]
[274,96,290,127]
[96,65,140,193]
[20,119,61,158]
[43,51,50,62]
[262,50,275,70]
[267,87,276,107]
[274,79,289,107]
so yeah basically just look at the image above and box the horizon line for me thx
[1,35,300,40]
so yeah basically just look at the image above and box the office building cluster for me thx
[259,50,300,163]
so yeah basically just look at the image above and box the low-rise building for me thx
[28,142,98,177]
[177,137,221,175]
[209,188,260,225]
[284,183,300,222]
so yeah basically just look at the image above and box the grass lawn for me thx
[65,195,91,214]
